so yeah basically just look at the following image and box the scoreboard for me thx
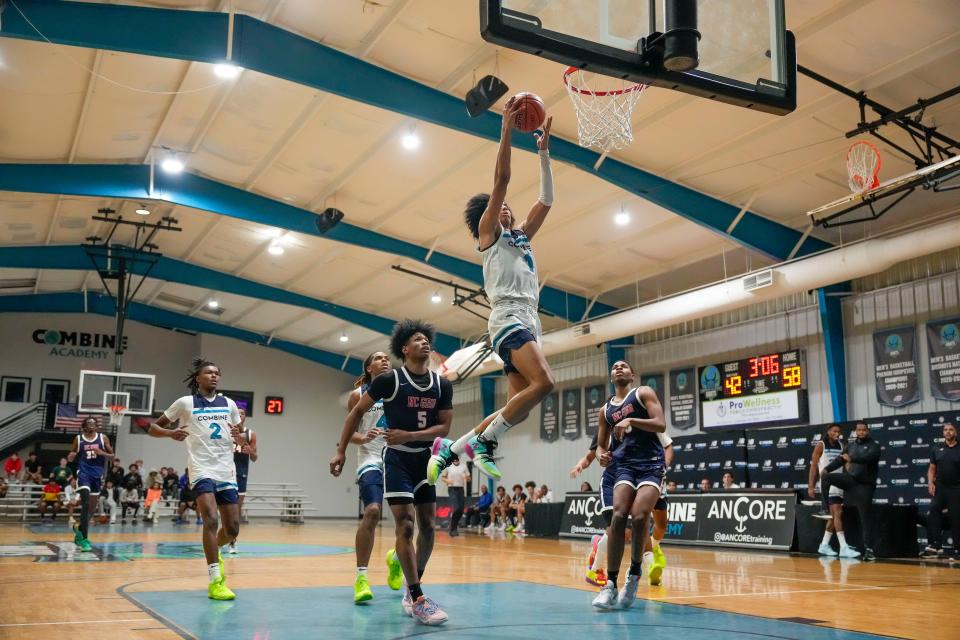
[698,350,809,430]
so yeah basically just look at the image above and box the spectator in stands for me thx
[922,422,960,559]
[524,481,538,504]
[176,472,201,525]
[507,484,527,534]
[120,481,140,524]
[0,477,8,498]
[580,481,593,492]
[818,421,882,561]
[721,472,739,489]
[122,464,143,497]
[539,484,553,503]
[23,452,42,484]
[144,481,163,524]
[107,460,124,494]
[486,485,510,532]
[66,451,78,479]
[441,455,470,537]
[64,477,81,525]
[699,478,712,492]
[161,468,179,499]
[4,453,23,481]
[98,480,117,524]
[466,485,493,528]
[51,457,71,487]
[179,467,190,493]
[37,476,62,521]
[666,480,677,492]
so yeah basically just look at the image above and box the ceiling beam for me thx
[0,0,831,263]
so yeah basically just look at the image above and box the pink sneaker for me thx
[411,596,448,625]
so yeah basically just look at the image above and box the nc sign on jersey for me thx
[702,390,800,429]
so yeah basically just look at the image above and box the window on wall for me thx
[1,377,32,403]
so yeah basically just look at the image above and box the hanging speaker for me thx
[465,75,509,118]
[316,207,344,234]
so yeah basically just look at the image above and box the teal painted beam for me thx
[0,245,461,355]
[817,285,849,422]
[0,1,831,261]
[0,291,364,376]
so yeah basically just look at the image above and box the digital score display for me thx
[264,396,284,415]
[698,350,808,430]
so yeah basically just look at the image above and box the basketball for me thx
[510,92,546,133]
[98,515,109,524]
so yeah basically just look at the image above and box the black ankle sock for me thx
[629,560,642,576]
[409,582,424,600]
[607,570,619,588]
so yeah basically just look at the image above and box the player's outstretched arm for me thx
[519,115,553,241]
[147,415,188,441]
[478,97,524,249]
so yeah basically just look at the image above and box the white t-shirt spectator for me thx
[63,485,80,505]
[445,464,469,488]
[540,490,554,503]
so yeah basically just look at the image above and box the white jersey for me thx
[357,390,386,479]
[818,439,844,497]
[163,393,240,488]
[481,227,539,308]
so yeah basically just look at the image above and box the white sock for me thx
[481,413,513,442]
[357,566,368,576]
[450,429,477,456]
[651,537,661,550]
[821,530,834,546]
[592,533,607,571]
[837,531,847,547]
[207,563,221,583]
[642,551,654,570]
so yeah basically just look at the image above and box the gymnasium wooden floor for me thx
[1,519,958,639]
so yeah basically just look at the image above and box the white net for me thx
[107,406,127,428]
[846,141,882,193]
[563,67,646,153]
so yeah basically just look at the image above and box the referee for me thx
[922,422,960,559]
[819,422,882,561]
[442,456,470,537]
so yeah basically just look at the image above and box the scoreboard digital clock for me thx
[698,350,808,430]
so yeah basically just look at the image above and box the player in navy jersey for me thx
[592,360,666,609]
[227,407,257,555]
[428,98,555,485]
[71,416,114,552]
[330,320,452,626]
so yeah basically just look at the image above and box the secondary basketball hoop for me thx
[563,66,646,153]
[846,140,882,193]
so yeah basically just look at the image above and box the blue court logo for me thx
[884,333,903,357]
[940,323,958,348]
[675,372,688,390]
[700,366,720,392]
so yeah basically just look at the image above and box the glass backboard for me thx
[78,370,156,416]
[481,0,796,115]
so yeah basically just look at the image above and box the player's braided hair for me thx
[184,357,219,394]
[389,319,435,361]
[355,351,388,389]
[464,193,490,239]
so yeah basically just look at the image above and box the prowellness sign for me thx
[32,329,128,360]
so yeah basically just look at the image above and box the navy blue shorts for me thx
[497,328,538,375]
[613,464,665,494]
[236,473,248,495]
[600,467,616,513]
[193,478,239,505]
[828,495,843,505]
[358,469,384,507]
[77,472,102,495]
[383,448,435,506]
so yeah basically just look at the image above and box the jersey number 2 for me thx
[208,423,223,440]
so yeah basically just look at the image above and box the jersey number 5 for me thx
[208,423,223,440]
[417,411,427,429]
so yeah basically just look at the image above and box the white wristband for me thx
[538,150,554,206]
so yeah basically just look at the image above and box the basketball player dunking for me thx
[148,358,243,601]
[330,321,452,626]
[428,97,555,484]
[227,407,257,554]
[71,416,114,552]
[343,351,404,604]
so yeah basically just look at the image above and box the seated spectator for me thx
[485,486,510,532]
[0,477,8,498]
[98,480,117,524]
[107,460,125,498]
[699,478,712,492]
[507,484,527,534]
[120,483,140,524]
[66,451,79,479]
[143,481,163,524]
[51,457,71,487]
[4,453,23,481]
[122,464,143,497]
[176,474,201,525]
[466,485,493,528]
[63,477,81,524]
[666,480,677,493]
[524,481,538,504]
[721,472,740,489]
[539,484,554,503]
[146,469,160,492]
[23,452,42,484]
[37,476,63,521]
[580,481,593,493]
[161,468,179,499]
[179,467,190,494]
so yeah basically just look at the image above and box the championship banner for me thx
[927,317,960,401]
[641,372,665,406]
[561,388,582,440]
[540,391,559,442]
[669,368,697,430]
[873,326,919,407]
[584,384,606,438]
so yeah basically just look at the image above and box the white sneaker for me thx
[497,522,506,531]
[839,545,861,559]
[617,574,640,609]
[818,543,838,556]
[228,542,237,555]
[401,591,414,617]
[592,582,618,609]
[411,596,448,625]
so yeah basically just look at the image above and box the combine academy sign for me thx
[32,328,128,360]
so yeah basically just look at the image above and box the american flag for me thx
[54,404,88,431]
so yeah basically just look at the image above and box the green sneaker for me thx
[385,548,402,591]
[467,434,501,479]
[219,550,226,581]
[354,573,373,604]
[73,525,84,546]
[427,437,454,486]
[208,577,236,600]
[649,544,666,586]
[79,538,92,552]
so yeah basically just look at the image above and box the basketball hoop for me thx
[563,66,646,153]
[846,140,882,194]
[107,405,127,428]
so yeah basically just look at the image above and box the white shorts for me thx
[488,302,542,355]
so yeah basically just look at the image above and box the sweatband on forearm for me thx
[538,150,554,206]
